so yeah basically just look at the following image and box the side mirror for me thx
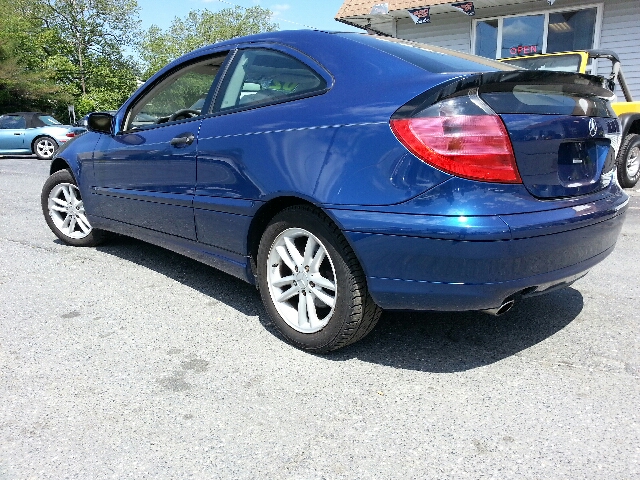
[87,112,114,134]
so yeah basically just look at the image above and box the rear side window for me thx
[216,49,327,112]
[341,34,515,74]
[39,115,61,125]
[0,115,27,129]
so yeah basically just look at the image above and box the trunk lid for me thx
[477,71,620,198]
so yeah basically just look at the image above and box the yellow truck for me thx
[502,50,640,188]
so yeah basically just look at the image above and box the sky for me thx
[135,0,361,32]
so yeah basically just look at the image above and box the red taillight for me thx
[390,115,522,183]
[66,132,76,138]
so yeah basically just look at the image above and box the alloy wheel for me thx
[47,183,92,239]
[36,138,56,159]
[626,146,640,178]
[266,227,337,333]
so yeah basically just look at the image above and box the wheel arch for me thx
[619,113,640,138]
[49,157,73,176]
[30,134,58,153]
[246,196,362,278]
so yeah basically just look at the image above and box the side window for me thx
[125,54,227,131]
[0,116,26,129]
[216,49,327,111]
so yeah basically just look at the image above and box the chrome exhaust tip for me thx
[484,299,516,316]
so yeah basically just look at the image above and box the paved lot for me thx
[0,156,639,479]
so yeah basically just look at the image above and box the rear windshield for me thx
[501,54,583,73]
[39,115,61,125]
[340,34,516,74]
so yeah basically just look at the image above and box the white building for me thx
[336,0,640,98]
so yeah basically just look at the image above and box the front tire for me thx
[33,136,58,160]
[617,133,640,188]
[257,206,381,353]
[41,169,106,246]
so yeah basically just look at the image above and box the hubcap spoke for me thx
[297,292,308,327]
[61,185,71,202]
[306,291,319,327]
[303,236,317,267]
[283,236,304,266]
[49,204,67,213]
[309,273,335,292]
[275,245,296,272]
[276,287,298,303]
[272,275,295,288]
[309,247,325,273]
[61,214,72,230]
[76,214,91,233]
[310,286,335,308]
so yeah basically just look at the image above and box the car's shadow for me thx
[93,236,583,373]
[331,291,583,372]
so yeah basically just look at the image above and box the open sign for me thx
[510,45,538,55]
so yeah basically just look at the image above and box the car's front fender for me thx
[48,131,103,215]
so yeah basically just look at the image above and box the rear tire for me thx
[41,169,107,247]
[33,136,58,160]
[617,133,640,188]
[257,205,381,353]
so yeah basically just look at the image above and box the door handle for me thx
[170,133,195,147]
[14,133,22,135]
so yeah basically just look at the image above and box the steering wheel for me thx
[168,109,200,122]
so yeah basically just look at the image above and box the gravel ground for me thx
[0,156,639,479]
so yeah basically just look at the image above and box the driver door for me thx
[0,115,28,153]
[93,52,229,239]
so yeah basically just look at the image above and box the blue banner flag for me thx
[451,2,475,16]
[407,7,431,24]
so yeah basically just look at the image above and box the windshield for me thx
[39,115,62,125]
[340,33,516,73]
[501,54,583,73]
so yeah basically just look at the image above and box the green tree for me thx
[138,6,279,80]
[0,0,141,117]
[0,0,67,112]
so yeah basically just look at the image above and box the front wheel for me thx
[257,206,381,353]
[617,133,640,188]
[33,136,58,160]
[41,169,107,246]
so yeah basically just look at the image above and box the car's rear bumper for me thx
[328,190,628,311]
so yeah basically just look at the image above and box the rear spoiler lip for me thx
[392,70,615,119]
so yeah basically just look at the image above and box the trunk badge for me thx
[589,118,598,137]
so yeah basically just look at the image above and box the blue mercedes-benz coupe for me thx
[41,31,628,352]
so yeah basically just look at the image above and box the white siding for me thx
[599,0,640,99]
[396,13,471,52]
[394,0,640,99]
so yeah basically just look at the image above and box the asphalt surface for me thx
[1,155,639,479]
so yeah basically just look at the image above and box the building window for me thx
[473,6,599,60]
[547,9,597,53]
[501,14,544,58]
[475,19,498,59]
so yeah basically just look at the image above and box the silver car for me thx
[0,112,86,160]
